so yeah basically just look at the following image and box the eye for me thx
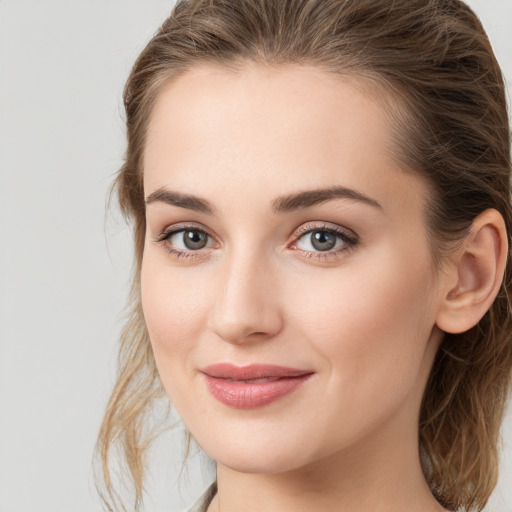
[154,225,216,259]
[297,230,341,252]
[290,224,358,258]
[168,229,212,251]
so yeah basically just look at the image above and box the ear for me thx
[436,209,508,334]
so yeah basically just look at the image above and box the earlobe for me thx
[436,209,508,334]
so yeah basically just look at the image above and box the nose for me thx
[207,250,283,345]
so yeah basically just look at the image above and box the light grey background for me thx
[0,1,511,511]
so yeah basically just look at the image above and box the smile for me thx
[200,364,314,409]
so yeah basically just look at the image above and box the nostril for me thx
[212,328,270,344]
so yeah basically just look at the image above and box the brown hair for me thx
[95,1,512,510]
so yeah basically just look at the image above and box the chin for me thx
[196,432,318,475]
[216,452,308,475]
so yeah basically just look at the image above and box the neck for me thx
[208,409,447,512]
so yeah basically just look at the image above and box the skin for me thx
[141,62,465,512]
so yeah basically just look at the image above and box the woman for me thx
[95,1,512,511]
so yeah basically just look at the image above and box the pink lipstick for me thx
[201,363,314,409]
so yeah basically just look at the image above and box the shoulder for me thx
[187,482,217,512]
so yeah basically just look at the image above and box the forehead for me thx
[143,62,427,219]
[145,63,389,172]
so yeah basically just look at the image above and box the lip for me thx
[201,364,314,409]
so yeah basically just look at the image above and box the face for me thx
[141,63,445,474]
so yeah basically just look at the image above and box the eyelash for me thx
[291,223,358,260]
[154,224,215,260]
[153,223,359,262]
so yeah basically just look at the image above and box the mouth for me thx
[200,363,314,409]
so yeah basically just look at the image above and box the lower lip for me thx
[203,374,313,409]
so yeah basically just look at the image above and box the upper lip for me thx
[201,363,313,380]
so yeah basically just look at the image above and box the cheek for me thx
[287,246,437,406]
[140,253,209,382]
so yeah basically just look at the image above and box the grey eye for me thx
[310,231,337,251]
[296,229,348,252]
[170,229,210,250]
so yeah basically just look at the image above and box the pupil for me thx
[311,231,336,251]
[184,230,207,250]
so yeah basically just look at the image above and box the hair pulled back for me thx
[96,1,512,510]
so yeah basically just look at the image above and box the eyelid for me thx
[153,222,217,244]
[292,222,358,241]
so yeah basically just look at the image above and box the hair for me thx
[95,1,512,511]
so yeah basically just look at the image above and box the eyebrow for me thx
[145,188,215,214]
[145,185,382,214]
[271,186,382,212]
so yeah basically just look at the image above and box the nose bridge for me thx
[208,242,282,344]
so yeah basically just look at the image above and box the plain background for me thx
[0,1,511,511]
